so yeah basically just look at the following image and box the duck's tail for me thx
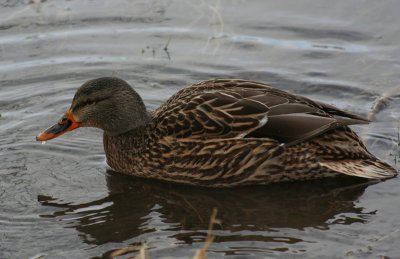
[313,127,397,180]
[320,157,397,179]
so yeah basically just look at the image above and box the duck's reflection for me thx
[38,171,375,246]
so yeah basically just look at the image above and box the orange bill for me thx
[36,109,80,141]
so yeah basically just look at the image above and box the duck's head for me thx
[36,77,148,141]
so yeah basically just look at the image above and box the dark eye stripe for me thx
[72,96,109,112]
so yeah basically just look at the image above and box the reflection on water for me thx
[38,171,374,255]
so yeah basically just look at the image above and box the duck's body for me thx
[37,78,397,187]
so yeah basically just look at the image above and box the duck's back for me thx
[152,79,370,143]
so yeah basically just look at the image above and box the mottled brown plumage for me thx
[37,77,397,187]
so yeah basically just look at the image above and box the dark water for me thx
[1,0,400,258]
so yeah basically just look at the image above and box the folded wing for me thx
[153,79,369,144]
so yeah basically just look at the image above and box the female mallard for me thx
[36,77,397,187]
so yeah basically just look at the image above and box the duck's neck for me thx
[103,123,153,175]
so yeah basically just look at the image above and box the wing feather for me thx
[152,79,369,144]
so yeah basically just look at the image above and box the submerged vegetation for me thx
[106,209,220,259]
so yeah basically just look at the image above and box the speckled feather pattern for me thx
[103,79,397,187]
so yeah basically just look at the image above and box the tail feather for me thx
[320,158,397,179]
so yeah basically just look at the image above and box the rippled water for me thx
[1,0,400,258]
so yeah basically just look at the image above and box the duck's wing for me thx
[153,79,369,144]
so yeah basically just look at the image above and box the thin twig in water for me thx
[368,84,400,121]
[136,243,149,259]
[363,84,400,164]
[163,37,171,60]
[201,0,225,54]
[163,37,171,51]
[193,208,221,259]
[109,243,149,259]
[108,209,221,259]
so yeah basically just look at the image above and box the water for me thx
[1,0,400,258]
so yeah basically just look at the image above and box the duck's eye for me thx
[58,115,68,124]
[72,96,109,112]
[72,99,96,112]
[86,99,95,106]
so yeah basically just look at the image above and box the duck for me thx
[36,77,397,187]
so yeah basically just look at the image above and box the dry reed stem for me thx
[109,208,221,259]
[108,243,149,259]
[136,243,149,259]
[368,85,400,121]
[193,208,221,259]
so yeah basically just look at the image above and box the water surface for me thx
[1,0,400,258]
